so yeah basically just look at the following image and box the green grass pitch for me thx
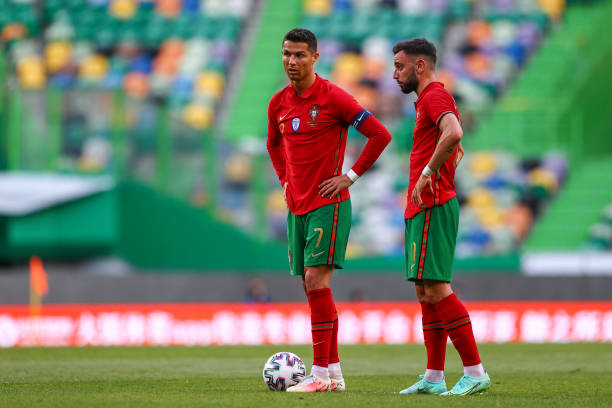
[0,343,610,407]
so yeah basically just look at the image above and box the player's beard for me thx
[400,69,418,94]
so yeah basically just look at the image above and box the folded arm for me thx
[411,113,463,208]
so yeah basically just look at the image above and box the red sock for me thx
[421,302,447,370]
[435,293,481,367]
[328,307,339,364]
[307,288,335,368]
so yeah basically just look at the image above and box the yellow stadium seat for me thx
[537,0,565,21]
[182,103,214,130]
[528,168,558,192]
[224,153,252,183]
[45,41,72,73]
[478,205,505,228]
[267,189,287,215]
[467,187,495,208]
[80,54,109,82]
[18,56,46,89]
[196,71,225,100]
[469,152,497,179]
[304,0,332,16]
[332,53,363,87]
[110,0,137,20]
[345,242,364,259]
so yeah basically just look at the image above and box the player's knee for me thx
[304,266,332,291]
[415,285,427,303]
[303,270,314,291]
[304,271,321,291]
[423,290,437,304]
[424,284,453,304]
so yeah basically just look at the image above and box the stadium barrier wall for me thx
[0,179,519,270]
[118,181,520,271]
[0,301,610,347]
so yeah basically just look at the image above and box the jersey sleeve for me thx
[328,83,391,177]
[350,115,392,176]
[425,89,459,127]
[266,97,287,185]
[329,84,365,124]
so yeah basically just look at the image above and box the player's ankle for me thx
[424,369,444,383]
[464,363,485,378]
[311,365,330,382]
[328,362,343,380]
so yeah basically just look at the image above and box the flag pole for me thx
[29,284,41,345]
[29,256,48,346]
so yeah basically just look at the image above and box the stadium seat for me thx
[2,0,252,131]
[0,0,577,257]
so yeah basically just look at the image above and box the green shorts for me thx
[287,199,351,276]
[405,197,459,282]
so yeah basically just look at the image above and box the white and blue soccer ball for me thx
[262,351,306,391]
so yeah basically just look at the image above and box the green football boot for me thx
[399,375,447,395]
[441,372,491,396]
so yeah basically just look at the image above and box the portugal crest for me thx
[292,117,300,132]
[308,105,320,121]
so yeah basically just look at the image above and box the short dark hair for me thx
[392,38,437,66]
[283,28,317,53]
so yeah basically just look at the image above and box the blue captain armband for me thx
[351,109,372,129]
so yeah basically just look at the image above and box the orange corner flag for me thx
[30,256,48,297]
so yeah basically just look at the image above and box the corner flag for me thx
[30,256,48,296]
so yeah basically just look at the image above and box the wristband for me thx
[422,165,433,177]
[347,169,360,182]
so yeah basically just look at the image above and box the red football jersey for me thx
[267,75,364,215]
[405,81,459,219]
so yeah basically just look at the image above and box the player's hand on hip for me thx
[412,174,433,209]
[454,142,464,167]
[282,182,288,208]
[318,174,353,199]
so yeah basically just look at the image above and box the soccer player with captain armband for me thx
[266,28,392,393]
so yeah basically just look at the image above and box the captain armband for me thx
[351,109,372,129]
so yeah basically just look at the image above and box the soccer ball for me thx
[262,351,306,391]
